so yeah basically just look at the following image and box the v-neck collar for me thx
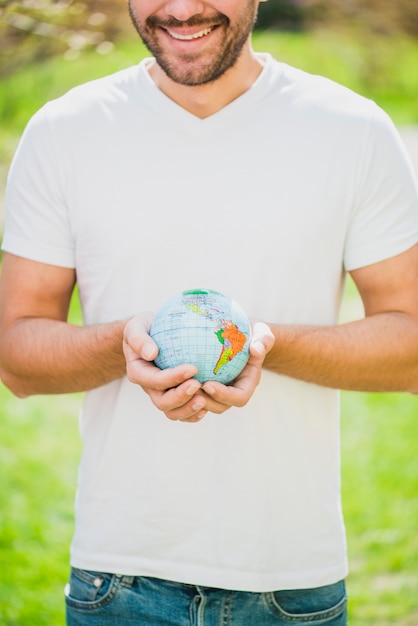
[135,53,279,135]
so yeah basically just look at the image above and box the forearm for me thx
[0,318,128,397]
[264,312,418,393]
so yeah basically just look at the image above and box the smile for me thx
[165,26,215,41]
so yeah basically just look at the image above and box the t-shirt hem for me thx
[70,550,349,593]
[1,236,75,269]
[344,233,418,272]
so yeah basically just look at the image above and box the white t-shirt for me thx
[3,54,418,592]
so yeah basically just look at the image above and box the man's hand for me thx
[201,322,275,414]
[123,315,274,423]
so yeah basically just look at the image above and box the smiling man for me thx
[128,0,268,117]
[129,0,259,87]
[1,1,418,625]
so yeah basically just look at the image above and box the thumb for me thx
[123,312,158,362]
[250,322,275,358]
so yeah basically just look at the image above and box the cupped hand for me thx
[123,313,208,423]
[201,321,275,412]
[123,316,274,423]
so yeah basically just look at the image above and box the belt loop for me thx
[121,575,135,587]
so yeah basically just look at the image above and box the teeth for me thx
[166,27,213,41]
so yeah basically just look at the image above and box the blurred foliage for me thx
[257,0,418,37]
[0,1,417,78]
[0,0,132,76]
[308,0,418,38]
[256,0,418,102]
[256,0,307,31]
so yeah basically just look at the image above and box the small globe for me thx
[150,289,252,385]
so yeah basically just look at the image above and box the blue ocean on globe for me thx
[150,289,252,384]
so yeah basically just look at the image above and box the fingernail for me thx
[192,399,205,411]
[142,344,156,360]
[183,367,198,380]
[204,384,215,395]
[252,341,265,355]
[186,383,201,396]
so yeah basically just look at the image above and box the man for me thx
[1,0,418,624]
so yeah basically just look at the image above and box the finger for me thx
[124,339,158,364]
[127,358,199,392]
[149,385,230,418]
[149,379,203,412]
[180,411,208,424]
[202,351,263,408]
[123,312,157,362]
[250,321,275,360]
[202,379,251,409]
[203,322,274,407]
[148,387,207,421]
[191,389,232,415]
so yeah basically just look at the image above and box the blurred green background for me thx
[0,1,417,624]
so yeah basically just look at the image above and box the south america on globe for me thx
[150,289,252,385]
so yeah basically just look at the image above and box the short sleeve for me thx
[2,104,75,268]
[344,106,418,271]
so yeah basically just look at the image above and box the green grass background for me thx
[0,30,417,625]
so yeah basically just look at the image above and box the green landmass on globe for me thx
[150,289,252,384]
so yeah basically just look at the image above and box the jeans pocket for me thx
[265,580,347,624]
[65,568,121,611]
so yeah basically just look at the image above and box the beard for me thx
[128,2,258,86]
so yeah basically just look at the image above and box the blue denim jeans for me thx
[65,568,347,625]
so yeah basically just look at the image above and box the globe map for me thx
[150,289,252,385]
